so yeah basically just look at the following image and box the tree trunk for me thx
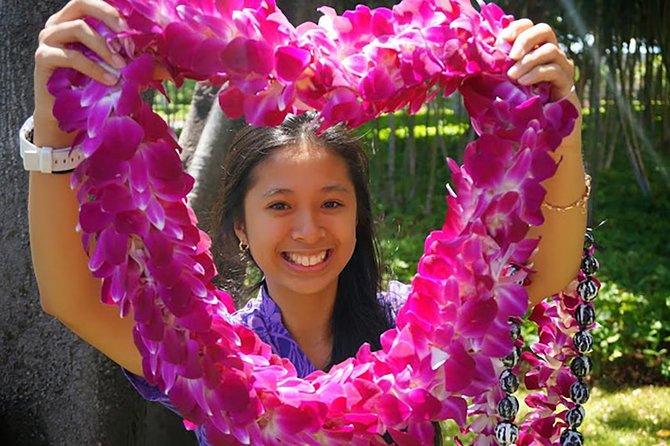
[186,100,244,230]
[387,113,397,206]
[611,42,652,195]
[372,119,384,200]
[0,2,196,445]
[436,96,449,162]
[179,83,218,169]
[406,114,417,203]
[603,86,619,170]
[424,103,438,215]
[587,31,603,176]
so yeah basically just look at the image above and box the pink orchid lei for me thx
[47,0,584,444]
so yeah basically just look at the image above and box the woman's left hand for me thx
[500,19,575,102]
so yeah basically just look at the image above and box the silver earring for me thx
[239,241,249,253]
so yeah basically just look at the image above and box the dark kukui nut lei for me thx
[495,263,526,446]
[495,315,523,445]
[561,228,599,446]
[495,229,599,446]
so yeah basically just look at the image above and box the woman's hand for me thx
[500,19,575,103]
[501,19,581,152]
[33,0,126,146]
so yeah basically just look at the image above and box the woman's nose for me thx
[291,210,325,242]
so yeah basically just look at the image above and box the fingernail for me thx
[107,39,120,54]
[99,61,120,76]
[112,54,126,69]
[507,64,520,78]
[116,18,127,30]
[518,74,531,85]
[103,72,118,85]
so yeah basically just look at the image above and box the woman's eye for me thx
[323,201,342,209]
[269,202,289,211]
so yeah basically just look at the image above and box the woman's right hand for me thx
[33,0,127,147]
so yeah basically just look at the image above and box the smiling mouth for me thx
[281,250,331,267]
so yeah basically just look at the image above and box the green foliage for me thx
[588,144,670,381]
[376,209,438,284]
[152,79,197,136]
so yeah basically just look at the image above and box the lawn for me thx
[439,386,670,445]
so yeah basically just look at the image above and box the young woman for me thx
[29,0,587,443]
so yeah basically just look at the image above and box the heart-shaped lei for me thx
[48,0,581,444]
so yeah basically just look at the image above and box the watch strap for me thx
[19,116,83,173]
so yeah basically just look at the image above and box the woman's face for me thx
[234,143,358,301]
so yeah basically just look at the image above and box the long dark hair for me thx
[210,112,442,445]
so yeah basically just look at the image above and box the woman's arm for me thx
[30,172,144,376]
[30,0,143,376]
[526,94,586,306]
[501,20,588,306]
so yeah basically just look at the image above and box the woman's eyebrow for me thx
[262,187,292,198]
[262,184,351,198]
[321,184,351,194]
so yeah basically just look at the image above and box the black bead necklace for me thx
[561,228,599,446]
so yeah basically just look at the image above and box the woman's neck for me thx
[264,280,336,369]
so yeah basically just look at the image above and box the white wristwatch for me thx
[19,116,84,173]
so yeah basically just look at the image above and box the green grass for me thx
[439,386,670,445]
[581,386,670,445]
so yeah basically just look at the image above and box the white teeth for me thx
[286,251,328,267]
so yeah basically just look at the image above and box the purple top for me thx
[123,281,410,445]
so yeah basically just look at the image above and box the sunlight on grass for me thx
[438,386,670,445]
[583,386,670,445]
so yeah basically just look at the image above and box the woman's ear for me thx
[233,220,247,244]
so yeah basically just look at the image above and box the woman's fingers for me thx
[40,18,125,69]
[35,45,119,86]
[507,42,574,82]
[34,0,127,143]
[507,22,558,61]
[515,63,574,99]
[45,0,126,33]
[36,0,128,87]
[501,20,575,101]
[499,18,534,44]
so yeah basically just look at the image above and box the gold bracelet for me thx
[541,174,591,213]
